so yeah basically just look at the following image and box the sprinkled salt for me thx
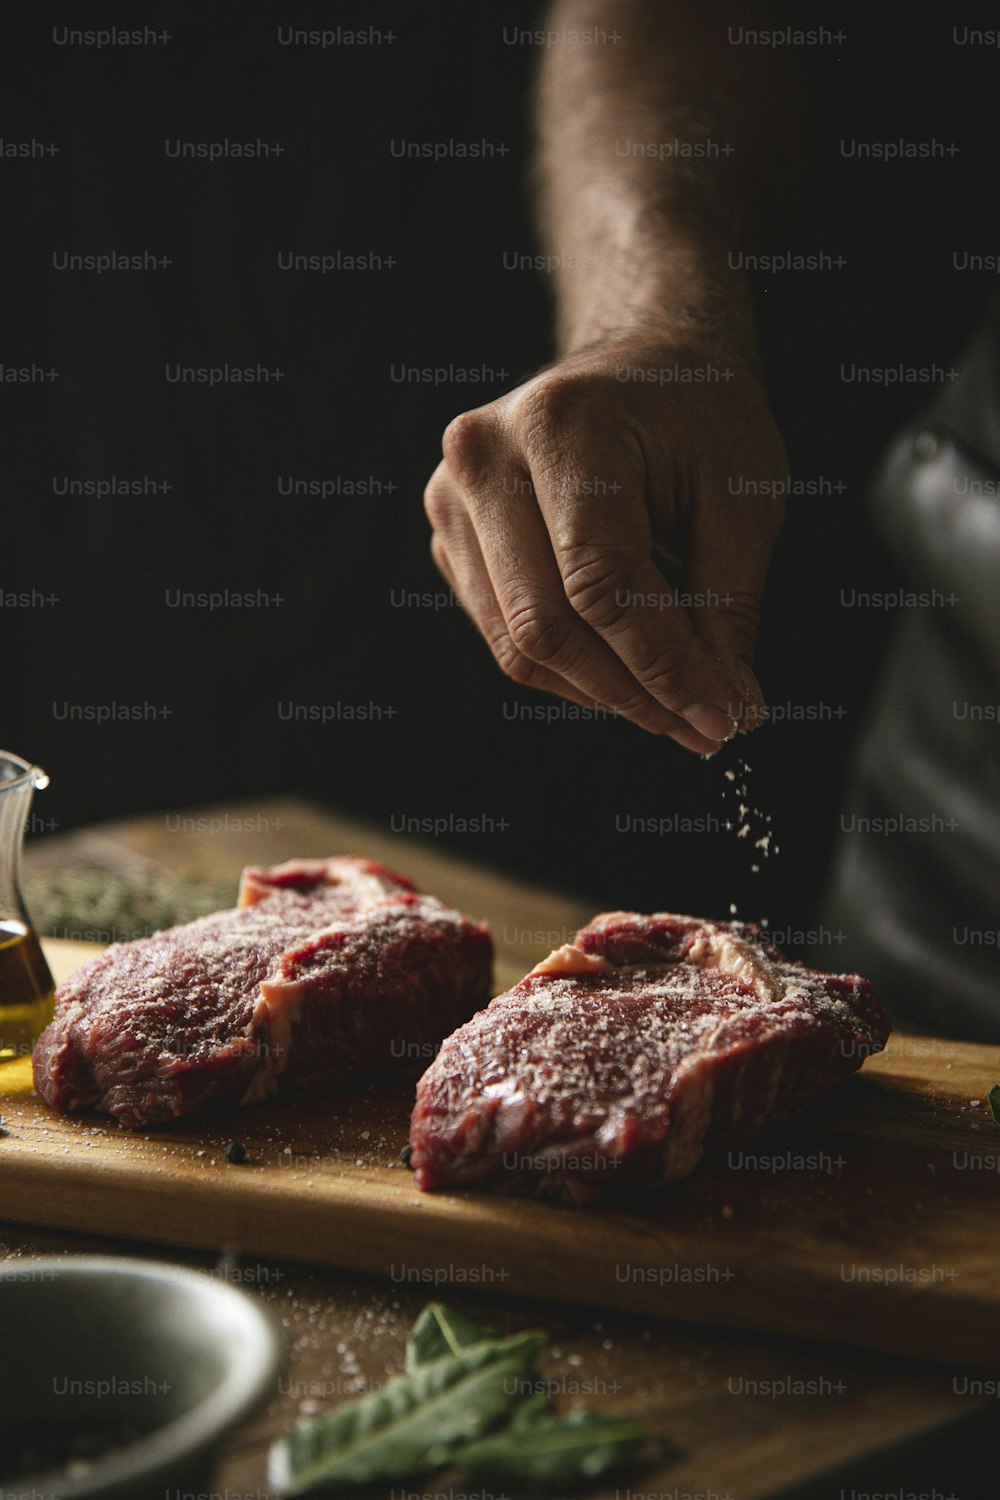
[719,756,778,877]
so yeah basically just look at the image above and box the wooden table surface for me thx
[6,797,995,1500]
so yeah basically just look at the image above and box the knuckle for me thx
[489,631,542,687]
[614,690,665,728]
[442,409,493,486]
[709,589,762,651]
[636,651,690,703]
[720,589,762,632]
[505,599,573,667]
[559,545,634,630]
[517,377,594,454]
[422,477,453,531]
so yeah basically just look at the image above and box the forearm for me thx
[535,0,805,356]
[423,2,795,744]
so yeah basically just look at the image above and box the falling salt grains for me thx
[720,757,779,875]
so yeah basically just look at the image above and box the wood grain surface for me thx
[3,800,998,1497]
[2,933,997,1371]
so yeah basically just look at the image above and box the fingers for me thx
[513,386,744,742]
[427,512,599,712]
[433,413,723,751]
[426,373,786,753]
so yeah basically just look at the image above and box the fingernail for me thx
[720,662,767,732]
[735,659,761,700]
[681,703,738,743]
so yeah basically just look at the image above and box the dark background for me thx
[4,1,998,948]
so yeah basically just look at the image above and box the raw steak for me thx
[409,911,891,1204]
[33,857,492,1128]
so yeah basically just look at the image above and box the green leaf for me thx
[405,1301,501,1371]
[268,1331,544,1496]
[460,1408,653,1490]
[511,1390,553,1426]
[988,1085,1000,1125]
[270,1302,655,1495]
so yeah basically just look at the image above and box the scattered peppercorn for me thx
[399,1144,413,1168]
[225,1141,247,1164]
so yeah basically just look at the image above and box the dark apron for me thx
[819,301,1000,1040]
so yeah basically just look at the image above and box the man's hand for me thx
[424,331,787,754]
[424,0,802,752]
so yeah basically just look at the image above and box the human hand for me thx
[424,333,787,754]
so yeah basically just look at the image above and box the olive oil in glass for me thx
[0,754,54,1062]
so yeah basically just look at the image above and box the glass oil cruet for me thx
[0,751,55,1062]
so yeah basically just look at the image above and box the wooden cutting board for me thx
[2,938,998,1372]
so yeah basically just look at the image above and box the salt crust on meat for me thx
[409,912,891,1203]
[33,857,492,1127]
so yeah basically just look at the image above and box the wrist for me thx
[555,235,760,366]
